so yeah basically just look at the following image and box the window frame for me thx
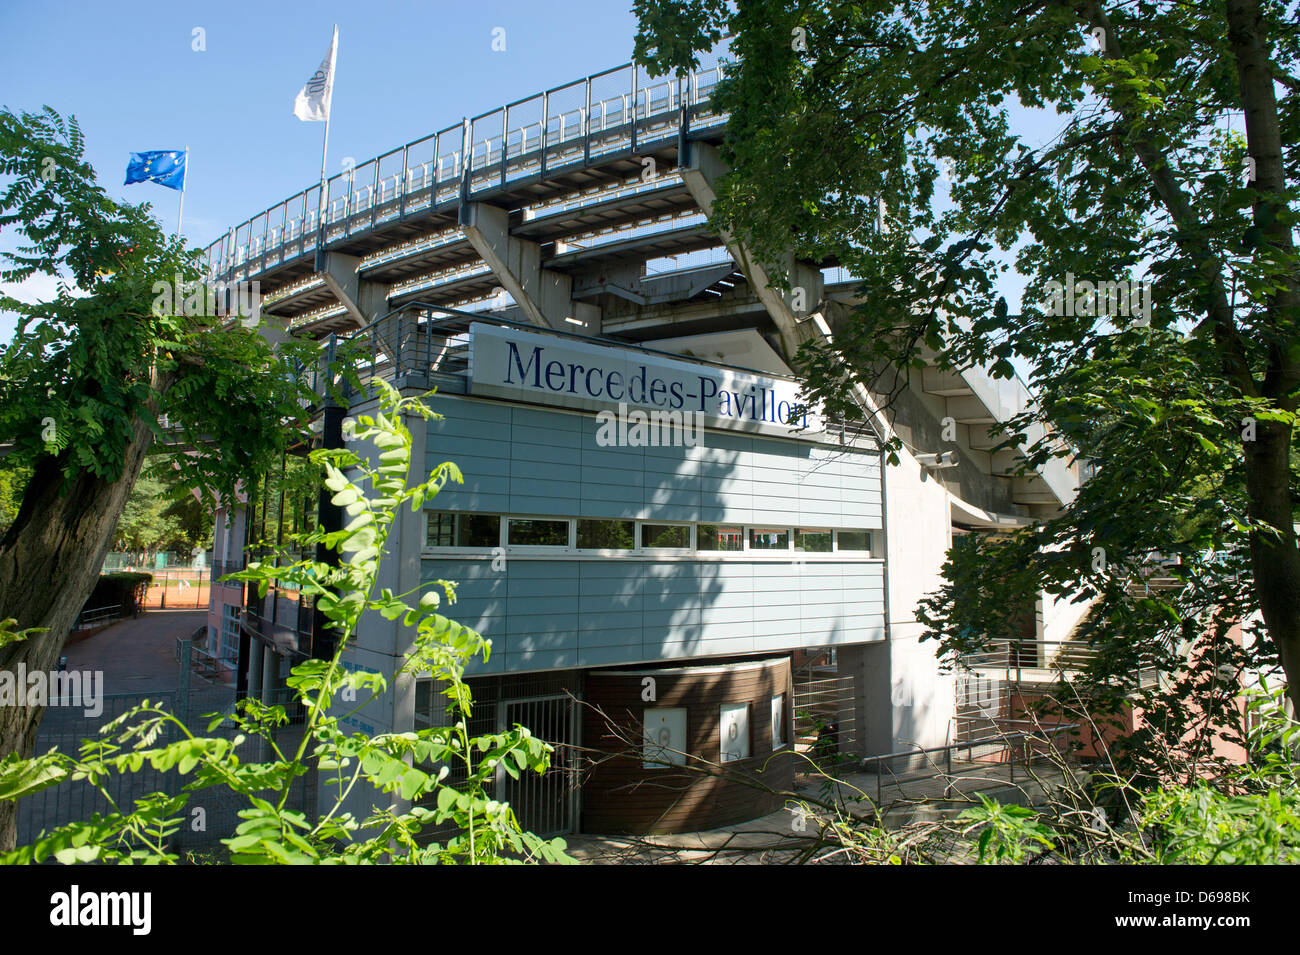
[638,521,694,552]
[505,516,574,551]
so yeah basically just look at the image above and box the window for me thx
[720,702,750,762]
[414,679,435,731]
[771,695,787,749]
[220,604,240,665]
[837,530,874,553]
[641,523,690,549]
[643,707,688,768]
[507,518,570,547]
[794,528,832,553]
[426,512,500,548]
[697,524,744,551]
[576,519,634,550]
[749,528,790,550]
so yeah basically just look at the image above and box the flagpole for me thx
[315,24,338,235]
[317,105,331,229]
[176,146,188,237]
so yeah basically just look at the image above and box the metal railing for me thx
[961,637,1162,687]
[860,724,1079,806]
[75,605,121,630]
[203,62,730,285]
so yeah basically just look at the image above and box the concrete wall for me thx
[839,447,957,755]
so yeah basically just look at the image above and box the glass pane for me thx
[749,528,790,550]
[577,519,635,550]
[508,518,569,546]
[794,528,832,552]
[455,513,500,547]
[414,680,433,730]
[837,530,873,552]
[427,512,499,547]
[698,525,744,551]
[426,511,456,547]
[641,523,690,549]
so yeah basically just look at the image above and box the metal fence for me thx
[793,660,857,773]
[143,569,211,609]
[13,675,311,854]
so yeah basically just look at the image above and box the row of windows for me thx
[425,511,879,557]
[644,696,786,768]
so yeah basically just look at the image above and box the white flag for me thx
[293,25,337,123]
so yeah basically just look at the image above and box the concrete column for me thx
[261,646,278,701]
[838,641,894,757]
[679,142,824,359]
[458,202,576,329]
[247,637,264,702]
[316,251,390,328]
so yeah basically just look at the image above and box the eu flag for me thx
[125,150,186,190]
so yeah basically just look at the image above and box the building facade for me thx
[203,58,1081,836]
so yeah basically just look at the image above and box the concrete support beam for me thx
[316,251,389,328]
[945,395,997,424]
[838,642,894,757]
[679,142,823,360]
[459,202,589,330]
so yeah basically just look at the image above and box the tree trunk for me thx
[0,403,162,850]
[1227,0,1300,712]
[1243,421,1300,713]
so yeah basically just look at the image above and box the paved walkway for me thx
[64,609,219,694]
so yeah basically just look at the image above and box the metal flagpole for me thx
[317,106,331,228]
[315,25,337,237]
[176,146,188,236]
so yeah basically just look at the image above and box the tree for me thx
[0,383,572,864]
[112,469,214,557]
[0,107,320,848]
[632,0,1300,712]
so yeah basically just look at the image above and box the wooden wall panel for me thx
[580,656,796,834]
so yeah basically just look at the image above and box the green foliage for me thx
[0,383,572,864]
[1127,679,1300,864]
[959,793,1056,864]
[113,470,210,554]
[633,0,1300,716]
[0,105,321,504]
[0,464,29,535]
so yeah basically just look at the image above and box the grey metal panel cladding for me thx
[426,396,882,523]
[420,397,886,672]
[423,557,886,674]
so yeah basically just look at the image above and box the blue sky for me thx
[0,2,1178,359]
[0,0,643,251]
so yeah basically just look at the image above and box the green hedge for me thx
[84,572,153,620]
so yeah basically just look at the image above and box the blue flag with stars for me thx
[124,150,186,190]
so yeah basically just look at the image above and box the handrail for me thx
[859,723,1080,806]
[203,61,729,282]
